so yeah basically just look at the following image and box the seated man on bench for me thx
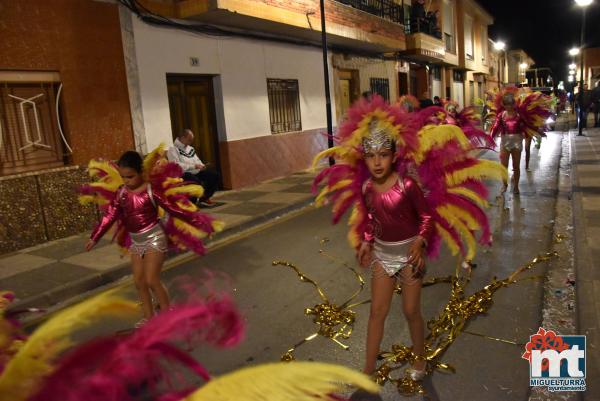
[167,129,219,206]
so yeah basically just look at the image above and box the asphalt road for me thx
[50,132,567,401]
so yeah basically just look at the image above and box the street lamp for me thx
[574,0,594,136]
[569,48,580,56]
[319,0,334,164]
[569,63,577,70]
[494,40,507,88]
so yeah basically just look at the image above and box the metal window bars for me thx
[267,79,302,134]
[335,0,404,25]
[370,78,390,102]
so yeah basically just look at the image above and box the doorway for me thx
[398,72,409,96]
[336,69,359,121]
[166,74,221,184]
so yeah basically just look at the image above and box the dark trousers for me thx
[594,103,600,127]
[183,169,219,202]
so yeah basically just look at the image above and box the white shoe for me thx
[406,367,427,381]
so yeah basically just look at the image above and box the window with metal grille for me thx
[431,66,442,81]
[0,81,69,176]
[336,0,404,25]
[370,78,390,101]
[453,70,465,82]
[267,79,302,134]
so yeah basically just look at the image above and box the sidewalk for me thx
[570,123,600,400]
[0,170,317,310]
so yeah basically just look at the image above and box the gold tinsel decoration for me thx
[275,237,559,396]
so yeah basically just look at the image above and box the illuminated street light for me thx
[569,48,580,56]
[575,0,593,6]
[569,63,577,69]
[568,75,574,82]
[520,62,528,69]
[494,41,506,51]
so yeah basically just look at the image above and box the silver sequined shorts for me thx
[500,134,523,152]
[370,236,422,285]
[129,223,168,256]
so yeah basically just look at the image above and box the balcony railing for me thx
[404,12,442,39]
[335,0,404,25]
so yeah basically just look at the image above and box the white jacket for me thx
[167,138,204,174]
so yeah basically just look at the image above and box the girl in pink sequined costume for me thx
[490,92,525,194]
[314,95,507,382]
[356,134,434,378]
[85,152,178,323]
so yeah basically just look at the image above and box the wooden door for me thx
[340,79,351,117]
[398,72,409,96]
[166,75,220,181]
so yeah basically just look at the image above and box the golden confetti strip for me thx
[375,251,559,395]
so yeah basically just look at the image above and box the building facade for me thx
[507,49,535,86]
[130,0,411,188]
[0,0,134,253]
[582,47,600,88]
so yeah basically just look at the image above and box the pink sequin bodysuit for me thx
[490,111,524,138]
[363,177,434,244]
[90,186,181,242]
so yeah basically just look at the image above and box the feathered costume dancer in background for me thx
[79,146,224,323]
[443,100,495,150]
[79,145,223,255]
[312,94,507,381]
[0,287,379,401]
[397,95,420,113]
[489,86,552,193]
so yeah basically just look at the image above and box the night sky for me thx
[478,0,600,83]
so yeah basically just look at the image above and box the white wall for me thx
[432,79,442,99]
[453,81,464,108]
[132,16,335,150]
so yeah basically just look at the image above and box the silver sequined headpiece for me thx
[362,119,393,153]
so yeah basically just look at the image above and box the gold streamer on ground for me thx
[375,251,558,395]
[275,239,559,396]
[273,239,369,361]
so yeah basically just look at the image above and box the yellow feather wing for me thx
[184,362,379,401]
[0,291,138,401]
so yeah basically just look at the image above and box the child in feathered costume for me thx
[489,86,552,194]
[312,95,506,381]
[396,95,420,113]
[443,100,495,150]
[80,147,223,325]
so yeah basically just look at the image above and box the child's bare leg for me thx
[364,263,396,374]
[511,149,522,194]
[499,150,509,191]
[525,138,532,170]
[401,279,425,370]
[143,251,169,312]
[131,254,153,319]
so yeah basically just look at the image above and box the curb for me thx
[11,196,315,313]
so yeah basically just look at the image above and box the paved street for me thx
[53,131,581,400]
